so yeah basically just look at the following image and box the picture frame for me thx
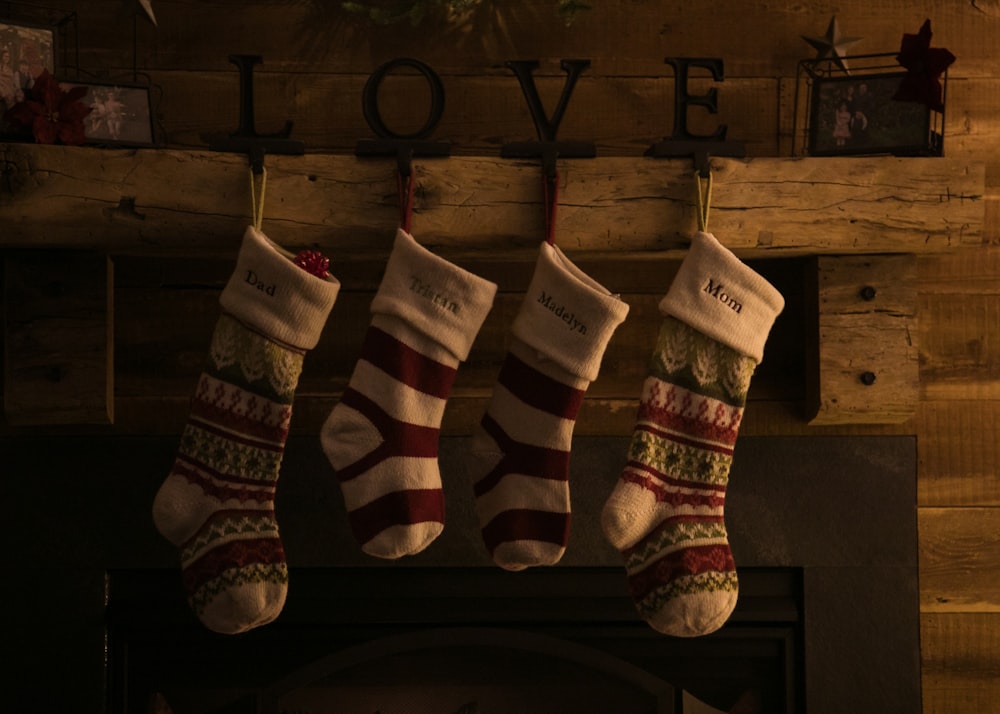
[807,71,934,157]
[60,80,155,146]
[0,19,56,114]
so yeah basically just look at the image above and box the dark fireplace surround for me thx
[92,434,920,714]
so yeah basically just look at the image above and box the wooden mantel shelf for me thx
[1,144,982,427]
[0,143,985,258]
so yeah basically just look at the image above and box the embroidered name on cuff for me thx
[538,290,588,334]
[410,275,460,315]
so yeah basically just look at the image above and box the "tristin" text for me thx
[410,275,460,314]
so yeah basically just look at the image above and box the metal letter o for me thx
[362,57,446,141]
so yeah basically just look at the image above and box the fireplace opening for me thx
[107,434,918,714]
[109,566,801,714]
[268,627,680,714]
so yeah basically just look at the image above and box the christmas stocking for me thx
[152,226,340,634]
[471,242,629,571]
[601,231,784,637]
[321,229,497,559]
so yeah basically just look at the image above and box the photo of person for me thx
[0,21,55,126]
[832,100,852,147]
[809,72,933,156]
[0,45,17,110]
[60,80,154,145]
[86,86,126,140]
[851,82,872,146]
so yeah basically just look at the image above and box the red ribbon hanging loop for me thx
[543,170,559,245]
[396,168,416,234]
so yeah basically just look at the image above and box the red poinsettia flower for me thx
[893,19,956,112]
[3,69,91,145]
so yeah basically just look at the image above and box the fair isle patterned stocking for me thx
[471,241,629,571]
[601,232,783,637]
[152,226,340,634]
[321,229,497,559]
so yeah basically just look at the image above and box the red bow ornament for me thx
[294,249,331,278]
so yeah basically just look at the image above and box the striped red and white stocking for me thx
[471,242,629,571]
[321,229,497,559]
[601,231,784,637]
[152,226,340,634]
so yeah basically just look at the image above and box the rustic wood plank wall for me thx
[2,1,998,710]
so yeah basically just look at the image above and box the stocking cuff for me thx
[512,242,630,381]
[659,231,784,362]
[371,229,498,361]
[220,226,341,350]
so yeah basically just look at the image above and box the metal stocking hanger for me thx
[354,57,452,234]
[501,59,596,245]
[204,55,306,177]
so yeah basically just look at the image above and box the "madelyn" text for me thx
[538,291,587,334]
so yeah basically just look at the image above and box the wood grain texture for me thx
[921,613,1000,714]
[919,508,1000,612]
[0,145,985,257]
[3,252,114,424]
[918,249,1000,403]
[808,255,918,424]
[40,1,1000,78]
[917,401,1000,507]
[919,246,1000,295]
[919,293,1000,400]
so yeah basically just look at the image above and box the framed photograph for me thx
[808,72,933,156]
[60,81,155,146]
[0,20,55,113]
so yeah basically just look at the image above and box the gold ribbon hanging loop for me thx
[249,166,268,232]
[694,168,713,233]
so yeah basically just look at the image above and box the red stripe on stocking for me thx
[348,488,445,546]
[182,536,286,594]
[621,514,727,561]
[496,352,586,419]
[472,413,570,497]
[171,457,277,501]
[189,397,291,445]
[481,508,570,553]
[332,387,443,482]
[360,326,457,398]
[186,417,286,455]
[637,392,743,448]
[623,460,729,494]
[626,543,736,602]
[636,422,735,456]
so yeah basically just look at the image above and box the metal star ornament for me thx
[802,16,863,74]
[139,0,157,26]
